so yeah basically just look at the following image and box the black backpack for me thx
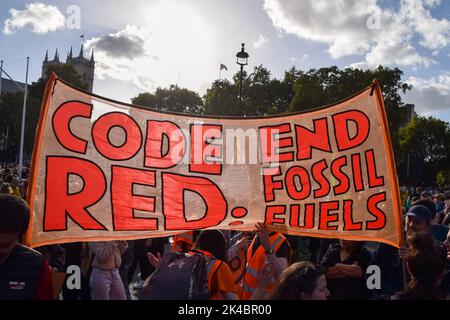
[140,251,217,300]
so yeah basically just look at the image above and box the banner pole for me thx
[23,72,57,247]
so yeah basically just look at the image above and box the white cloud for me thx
[263,0,449,67]
[253,34,270,49]
[290,54,308,62]
[85,25,154,91]
[84,2,215,94]
[404,73,450,112]
[86,25,148,60]
[3,2,65,35]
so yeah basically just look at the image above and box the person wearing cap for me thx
[405,205,433,236]
[372,204,442,298]
[408,200,449,243]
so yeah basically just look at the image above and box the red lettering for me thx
[52,101,92,154]
[351,153,364,192]
[331,156,350,195]
[295,118,331,160]
[259,124,294,163]
[262,167,284,202]
[145,120,185,168]
[111,166,157,231]
[333,110,370,151]
[366,192,386,230]
[319,201,339,230]
[289,204,315,229]
[343,200,363,230]
[162,173,227,230]
[285,166,311,200]
[265,205,286,225]
[44,156,106,231]
[92,112,142,160]
[312,160,330,198]
[190,124,222,175]
[365,149,384,187]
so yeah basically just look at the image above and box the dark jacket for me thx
[0,243,45,300]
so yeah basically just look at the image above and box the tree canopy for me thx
[398,116,450,186]
[0,64,86,163]
[132,85,204,115]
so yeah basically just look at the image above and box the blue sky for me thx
[1,0,449,121]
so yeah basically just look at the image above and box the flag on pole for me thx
[220,64,228,71]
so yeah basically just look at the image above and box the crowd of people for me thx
[1,162,450,300]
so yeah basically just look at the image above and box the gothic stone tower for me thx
[41,44,95,92]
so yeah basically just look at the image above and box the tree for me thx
[204,65,302,116]
[132,85,204,115]
[0,64,87,162]
[204,79,240,116]
[398,116,450,185]
[436,171,447,188]
[289,66,412,160]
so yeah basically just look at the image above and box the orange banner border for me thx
[23,72,57,246]
[25,75,404,248]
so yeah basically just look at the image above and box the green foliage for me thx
[398,116,450,185]
[204,79,240,116]
[132,85,204,115]
[289,66,412,161]
[436,170,447,188]
[0,64,86,162]
[204,65,301,116]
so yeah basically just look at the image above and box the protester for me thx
[171,231,198,253]
[433,193,447,214]
[441,200,450,226]
[192,230,239,300]
[406,203,448,242]
[88,241,128,300]
[0,183,12,194]
[320,239,371,300]
[270,262,329,300]
[142,230,238,300]
[227,232,251,289]
[382,232,447,300]
[119,240,134,300]
[128,237,169,287]
[240,223,292,300]
[0,194,53,299]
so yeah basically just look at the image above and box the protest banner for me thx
[24,72,403,248]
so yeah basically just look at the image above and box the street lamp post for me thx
[236,43,249,115]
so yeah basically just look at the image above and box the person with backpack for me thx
[142,230,239,300]
[171,231,197,253]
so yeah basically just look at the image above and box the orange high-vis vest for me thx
[229,246,247,288]
[171,231,195,253]
[240,232,288,300]
[193,250,223,300]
